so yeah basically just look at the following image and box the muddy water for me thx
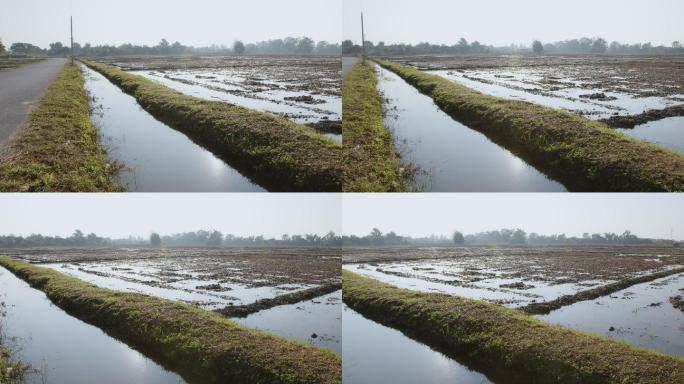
[44,262,311,310]
[134,70,342,144]
[538,273,684,356]
[434,69,684,151]
[344,263,602,308]
[232,291,341,353]
[82,66,264,192]
[376,66,565,191]
[617,117,684,153]
[434,69,681,120]
[0,267,185,384]
[342,305,493,384]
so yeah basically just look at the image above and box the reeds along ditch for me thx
[82,60,342,192]
[375,59,684,192]
[342,61,411,192]
[342,270,684,384]
[0,257,341,384]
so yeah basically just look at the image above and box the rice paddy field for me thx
[1,247,342,383]
[95,55,342,141]
[387,55,684,152]
[342,245,684,383]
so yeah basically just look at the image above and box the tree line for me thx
[0,228,675,248]
[2,37,341,57]
[343,36,684,56]
[342,228,671,246]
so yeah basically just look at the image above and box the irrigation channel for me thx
[433,69,684,154]
[0,266,186,384]
[133,70,342,143]
[44,263,341,353]
[82,65,265,192]
[375,66,566,192]
[342,304,493,384]
[344,263,684,357]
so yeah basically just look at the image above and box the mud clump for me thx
[284,95,326,105]
[307,120,341,135]
[600,104,684,128]
[670,295,684,313]
[196,283,229,292]
[500,281,535,290]
[579,92,618,101]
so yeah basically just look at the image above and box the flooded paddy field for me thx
[344,246,684,355]
[82,65,264,192]
[388,55,684,152]
[94,55,342,142]
[0,266,186,384]
[376,65,565,191]
[4,247,341,352]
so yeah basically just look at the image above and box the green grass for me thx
[82,60,342,192]
[0,63,121,191]
[342,61,412,191]
[0,257,341,384]
[375,59,684,191]
[343,270,684,384]
[521,266,684,314]
[0,347,26,384]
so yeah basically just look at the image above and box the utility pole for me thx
[361,12,366,63]
[70,16,74,64]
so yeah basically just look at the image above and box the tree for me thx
[0,39,5,54]
[532,40,544,54]
[342,40,354,54]
[233,40,245,54]
[296,37,314,54]
[150,232,161,247]
[158,39,170,54]
[591,38,607,54]
[207,230,223,246]
[452,231,465,245]
[673,41,682,49]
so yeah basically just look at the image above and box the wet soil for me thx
[217,282,342,317]
[600,104,684,128]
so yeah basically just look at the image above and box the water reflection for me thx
[232,291,341,353]
[0,267,185,384]
[617,117,684,153]
[538,273,684,356]
[82,65,264,192]
[342,305,492,384]
[376,66,565,192]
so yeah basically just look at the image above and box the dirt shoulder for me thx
[342,61,412,191]
[83,60,342,192]
[0,63,120,191]
[343,270,684,384]
[376,59,684,191]
[0,257,341,384]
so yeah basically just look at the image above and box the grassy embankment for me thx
[0,257,341,384]
[217,282,341,317]
[343,270,684,384]
[521,267,684,314]
[0,63,120,191]
[343,61,412,191]
[0,347,26,384]
[82,60,342,192]
[375,59,684,192]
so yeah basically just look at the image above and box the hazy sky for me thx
[343,194,684,240]
[0,194,341,238]
[0,0,342,48]
[344,0,684,46]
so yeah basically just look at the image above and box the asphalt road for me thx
[0,58,66,146]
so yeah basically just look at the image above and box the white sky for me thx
[0,194,341,238]
[344,0,684,46]
[0,0,342,48]
[343,194,684,240]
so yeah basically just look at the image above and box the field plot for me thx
[9,247,341,353]
[97,56,342,142]
[344,246,684,355]
[391,55,684,152]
